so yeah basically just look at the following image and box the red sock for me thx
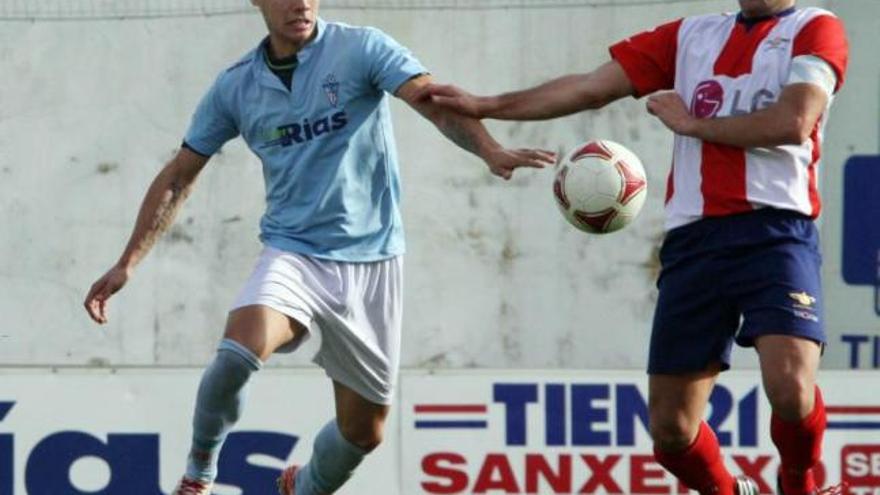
[771,386,826,495]
[654,421,735,495]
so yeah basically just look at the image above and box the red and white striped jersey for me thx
[610,7,849,230]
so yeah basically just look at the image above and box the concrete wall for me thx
[0,0,876,369]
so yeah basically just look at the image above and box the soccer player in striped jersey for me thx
[83,0,554,494]
[424,1,848,494]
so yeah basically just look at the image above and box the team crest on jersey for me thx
[322,74,341,107]
[764,36,792,51]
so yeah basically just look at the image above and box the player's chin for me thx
[277,25,313,43]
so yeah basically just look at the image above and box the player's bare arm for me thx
[422,61,635,121]
[397,74,556,180]
[647,83,829,148]
[83,147,210,324]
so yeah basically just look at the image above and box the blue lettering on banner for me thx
[216,432,299,493]
[493,384,538,446]
[0,412,298,495]
[707,387,734,446]
[571,385,610,446]
[1,402,14,495]
[738,388,759,447]
[25,433,163,495]
[842,334,880,369]
[492,383,759,448]
[544,384,565,447]
[615,385,649,447]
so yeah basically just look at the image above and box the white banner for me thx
[401,370,880,495]
[1,369,878,494]
[0,368,397,495]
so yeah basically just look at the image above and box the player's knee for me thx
[765,376,814,420]
[338,420,384,452]
[649,416,694,452]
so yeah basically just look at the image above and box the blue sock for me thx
[185,338,262,482]
[295,420,367,495]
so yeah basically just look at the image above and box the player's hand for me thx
[84,264,131,324]
[484,147,556,180]
[421,83,488,119]
[647,91,697,137]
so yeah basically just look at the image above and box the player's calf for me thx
[281,420,368,495]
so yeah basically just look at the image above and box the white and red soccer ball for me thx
[553,140,648,234]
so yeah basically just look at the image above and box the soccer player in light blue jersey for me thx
[82,0,555,494]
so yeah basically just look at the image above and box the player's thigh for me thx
[650,240,740,373]
[649,364,721,450]
[734,220,824,349]
[333,380,390,451]
[224,305,307,362]
[755,334,821,420]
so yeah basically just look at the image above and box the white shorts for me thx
[231,246,403,405]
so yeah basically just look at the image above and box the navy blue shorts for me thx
[648,209,825,374]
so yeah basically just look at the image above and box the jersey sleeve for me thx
[609,19,682,98]
[792,14,849,93]
[183,74,239,157]
[362,28,429,94]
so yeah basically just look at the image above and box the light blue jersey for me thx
[184,19,427,261]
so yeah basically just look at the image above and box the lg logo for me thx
[690,80,724,118]
[690,80,778,118]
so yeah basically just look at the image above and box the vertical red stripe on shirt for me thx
[700,143,750,216]
[665,160,675,205]
[714,19,779,77]
[807,124,822,217]
[700,19,779,216]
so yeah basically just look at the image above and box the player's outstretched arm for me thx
[397,74,556,180]
[421,61,635,121]
[647,83,829,148]
[83,147,210,324]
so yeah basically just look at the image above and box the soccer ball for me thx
[552,139,648,234]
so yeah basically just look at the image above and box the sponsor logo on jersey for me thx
[260,110,349,149]
[691,80,725,118]
[764,36,792,51]
[692,80,782,118]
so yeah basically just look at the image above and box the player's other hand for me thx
[420,83,487,119]
[84,264,131,324]
[485,147,556,181]
[647,91,697,136]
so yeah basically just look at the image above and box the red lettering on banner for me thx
[525,454,572,493]
[473,454,520,493]
[631,455,670,494]
[842,445,880,493]
[578,454,623,493]
[732,455,772,493]
[419,452,799,494]
[422,453,469,494]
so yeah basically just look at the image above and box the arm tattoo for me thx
[138,176,193,253]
